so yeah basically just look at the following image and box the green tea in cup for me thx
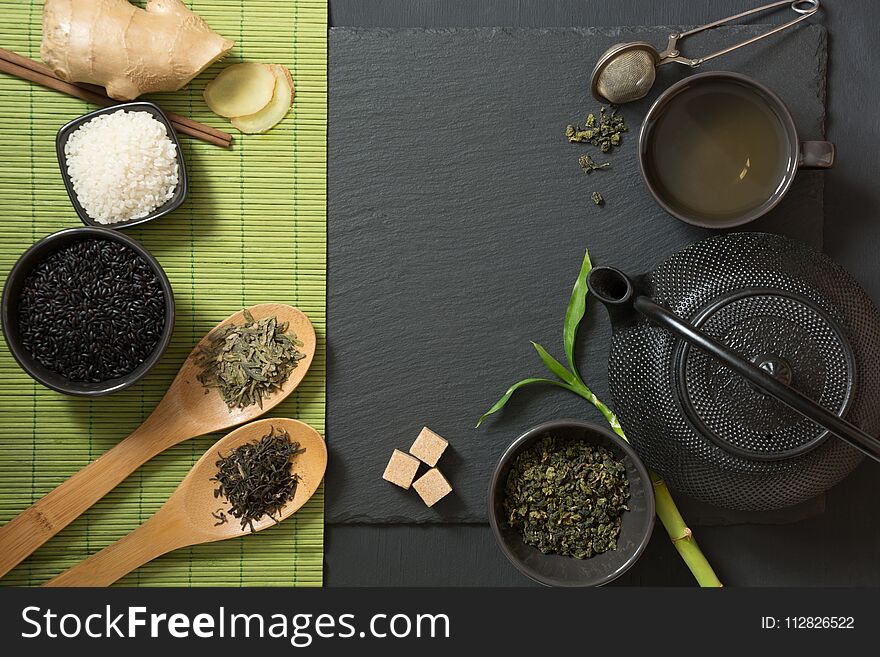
[639,72,833,228]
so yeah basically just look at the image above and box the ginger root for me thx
[230,65,295,134]
[41,0,234,101]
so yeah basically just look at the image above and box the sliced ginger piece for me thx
[231,65,294,134]
[204,63,276,118]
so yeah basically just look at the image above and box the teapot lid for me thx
[674,288,854,460]
[648,233,865,461]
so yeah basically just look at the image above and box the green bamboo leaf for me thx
[563,249,593,383]
[475,378,572,428]
[531,341,578,386]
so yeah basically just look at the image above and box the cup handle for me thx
[799,141,835,169]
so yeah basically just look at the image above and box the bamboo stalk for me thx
[568,383,724,587]
[651,471,723,587]
[0,48,232,148]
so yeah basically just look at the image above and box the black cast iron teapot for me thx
[587,232,880,510]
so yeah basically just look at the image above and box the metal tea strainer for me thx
[591,0,820,104]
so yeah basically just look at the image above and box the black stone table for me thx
[325,0,880,586]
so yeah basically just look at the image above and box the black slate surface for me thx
[327,25,828,523]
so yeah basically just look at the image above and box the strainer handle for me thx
[632,295,880,462]
[659,0,820,67]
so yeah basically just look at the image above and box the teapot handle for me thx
[586,265,880,462]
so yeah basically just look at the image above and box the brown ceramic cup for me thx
[638,71,834,229]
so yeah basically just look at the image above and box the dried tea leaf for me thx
[194,311,307,410]
[565,105,628,153]
[211,427,305,532]
[578,153,610,174]
[503,435,630,559]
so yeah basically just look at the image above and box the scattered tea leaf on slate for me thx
[578,153,610,174]
[591,191,604,206]
[565,105,628,153]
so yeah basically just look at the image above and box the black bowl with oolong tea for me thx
[1,227,174,396]
[488,419,655,587]
[56,101,188,230]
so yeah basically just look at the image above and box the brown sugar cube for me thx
[382,449,421,489]
[412,468,452,507]
[409,426,448,467]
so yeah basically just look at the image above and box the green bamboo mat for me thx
[0,1,327,586]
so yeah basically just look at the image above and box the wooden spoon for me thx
[45,418,326,587]
[0,304,316,579]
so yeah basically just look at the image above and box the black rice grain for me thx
[17,239,165,383]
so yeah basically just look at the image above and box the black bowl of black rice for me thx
[1,227,174,396]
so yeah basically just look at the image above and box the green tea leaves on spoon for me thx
[212,426,306,532]
[195,309,307,410]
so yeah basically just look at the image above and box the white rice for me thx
[64,110,179,224]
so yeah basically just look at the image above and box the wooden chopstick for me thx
[0,48,232,148]
[0,48,231,147]
[0,51,231,148]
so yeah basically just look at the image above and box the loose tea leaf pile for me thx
[211,427,305,532]
[565,106,628,207]
[577,153,610,174]
[503,435,630,559]
[565,106,628,153]
[195,309,306,409]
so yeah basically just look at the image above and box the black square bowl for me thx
[55,101,188,229]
